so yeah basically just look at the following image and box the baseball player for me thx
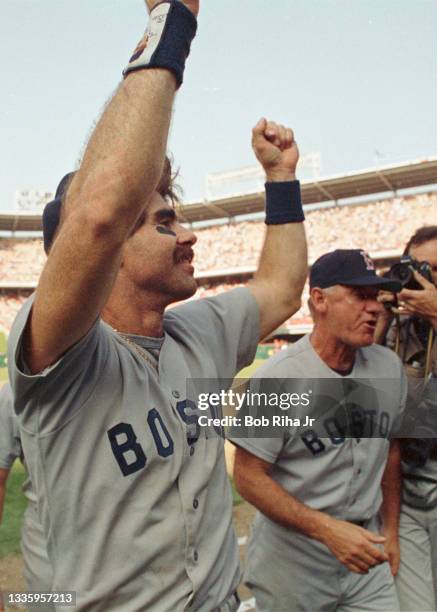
[376,226,437,611]
[7,1,307,610]
[0,384,53,611]
[230,249,407,612]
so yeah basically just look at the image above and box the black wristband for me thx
[123,1,197,88]
[265,180,305,225]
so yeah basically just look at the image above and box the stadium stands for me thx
[194,192,437,273]
[0,290,31,333]
[0,190,436,335]
[0,238,45,284]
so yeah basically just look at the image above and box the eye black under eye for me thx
[156,225,176,237]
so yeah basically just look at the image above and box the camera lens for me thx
[398,267,411,282]
[389,263,411,286]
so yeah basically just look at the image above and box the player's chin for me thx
[172,277,198,301]
[357,331,375,347]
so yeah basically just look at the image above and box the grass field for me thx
[230,477,243,505]
[236,359,264,379]
[0,461,26,558]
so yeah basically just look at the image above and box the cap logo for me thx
[360,250,374,271]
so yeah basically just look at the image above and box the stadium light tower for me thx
[205,152,321,201]
[14,189,53,212]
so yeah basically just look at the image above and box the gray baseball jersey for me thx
[0,384,53,594]
[8,287,259,612]
[229,334,407,611]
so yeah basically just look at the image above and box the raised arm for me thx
[248,119,307,340]
[24,1,199,373]
[234,445,389,574]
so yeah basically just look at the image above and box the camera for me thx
[388,256,433,291]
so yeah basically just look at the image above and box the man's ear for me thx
[309,287,328,316]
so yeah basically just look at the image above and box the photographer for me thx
[375,225,437,611]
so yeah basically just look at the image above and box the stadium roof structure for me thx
[0,157,436,232]
[179,157,437,223]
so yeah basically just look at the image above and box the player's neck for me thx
[102,281,166,338]
[310,327,356,373]
[103,307,165,337]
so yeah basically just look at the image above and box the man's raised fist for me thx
[252,118,299,182]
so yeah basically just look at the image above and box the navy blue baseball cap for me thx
[42,172,76,254]
[309,249,402,292]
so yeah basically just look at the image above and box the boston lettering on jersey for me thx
[301,403,391,456]
[107,399,198,476]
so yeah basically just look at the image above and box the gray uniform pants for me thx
[245,516,400,612]
[396,503,437,612]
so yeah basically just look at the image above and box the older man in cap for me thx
[230,249,407,612]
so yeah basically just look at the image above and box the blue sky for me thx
[1,0,436,211]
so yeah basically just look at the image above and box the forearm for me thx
[235,460,330,542]
[66,69,176,234]
[256,166,307,318]
[252,221,307,316]
[380,441,402,534]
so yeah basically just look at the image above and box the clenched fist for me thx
[252,118,299,182]
[146,0,199,17]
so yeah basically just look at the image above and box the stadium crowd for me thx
[0,239,46,284]
[194,192,437,272]
[0,291,31,332]
[0,191,436,334]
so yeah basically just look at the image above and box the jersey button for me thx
[190,446,195,456]
[193,550,199,563]
[172,390,181,399]
[193,498,199,509]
